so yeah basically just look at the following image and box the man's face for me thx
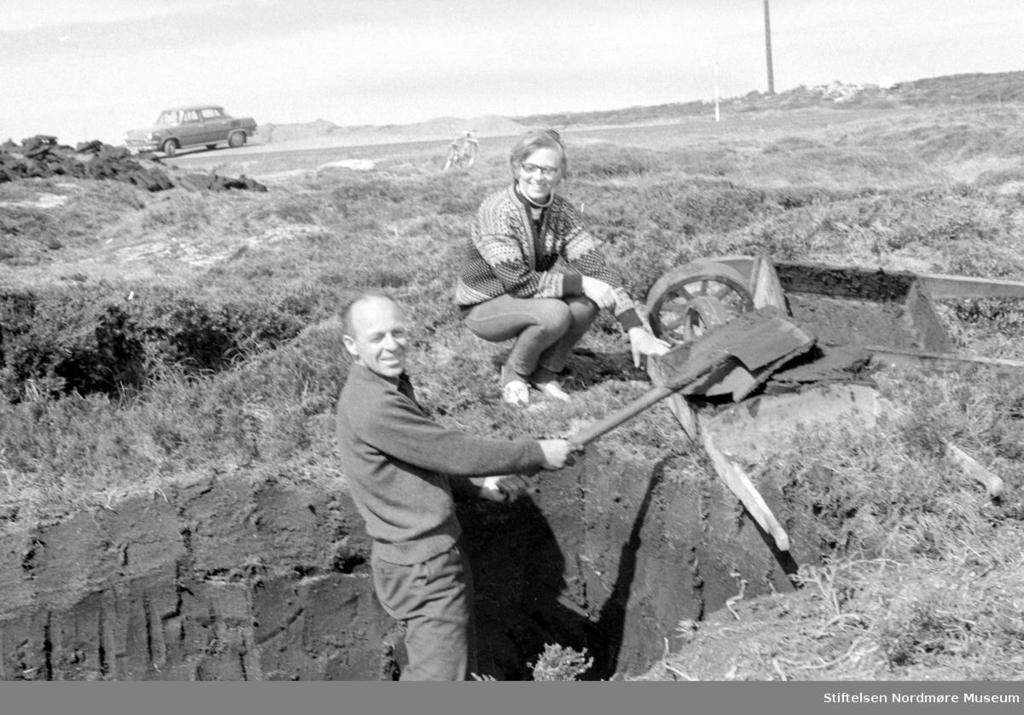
[343,297,409,378]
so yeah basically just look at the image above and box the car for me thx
[124,105,257,156]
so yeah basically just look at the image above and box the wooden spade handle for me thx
[569,384,675,447]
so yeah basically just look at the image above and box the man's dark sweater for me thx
[336,363,547,565]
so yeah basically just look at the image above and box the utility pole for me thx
[763,0,775,95]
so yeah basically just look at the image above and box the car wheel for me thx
[161,139,179,157]
[228,132,246,148]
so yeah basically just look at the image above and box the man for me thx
[335,292,573,680]
[461,129,479,155]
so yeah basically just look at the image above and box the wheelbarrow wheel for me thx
[646,260,755,344]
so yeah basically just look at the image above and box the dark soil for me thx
[786,294,918,348]
[777,263,954,353]
[0,432,827,680]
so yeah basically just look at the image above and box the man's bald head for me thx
[342,291,400,335]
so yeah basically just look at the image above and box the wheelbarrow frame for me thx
[646,254,1024,374]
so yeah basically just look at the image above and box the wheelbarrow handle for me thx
[569,384,676,449]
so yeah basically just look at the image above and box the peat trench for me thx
[0,267,945,680]
[0,448,815,681]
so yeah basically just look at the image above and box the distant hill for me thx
[513,71,1024,128]
[892,71,1024,104]
[259,71,1024,145]
[258,114,525,146]
[256,118,349,143]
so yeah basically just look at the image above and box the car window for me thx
[181,110,200,123]
[200,108,224,119]
[156,111,179,126]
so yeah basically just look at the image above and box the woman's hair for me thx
[508,128,568,178]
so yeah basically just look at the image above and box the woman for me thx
[455,129,670,406]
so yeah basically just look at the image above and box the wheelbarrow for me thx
[645,253,1024,375]
[566,255,1020,557]
[565,301,818,556]
[638,254,1019,555]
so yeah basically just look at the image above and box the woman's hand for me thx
[627,327,672,368]
[581,276,617,311]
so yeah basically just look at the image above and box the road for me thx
[163,106,907,180]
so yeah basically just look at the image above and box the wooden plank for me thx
[917,273,1024,300]
[650,358,792,553]
[703,383,881,462]
[700,424,791,552]
[866,346,1024,374]
[945,442,1005,499]
[904,278,956,353]
[647,348,701,441]
[749,252,788,310]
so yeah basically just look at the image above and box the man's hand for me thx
[476,475,531,503]
[581,276,617,311]
[538,439,577,470]
[628,327,671,368]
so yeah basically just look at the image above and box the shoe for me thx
[533,378,571,403]
[502,379,530,406]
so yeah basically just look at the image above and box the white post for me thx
[714,63,721,122]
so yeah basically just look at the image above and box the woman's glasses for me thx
[520,163,560,177]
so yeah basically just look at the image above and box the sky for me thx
[2,0,1022,145]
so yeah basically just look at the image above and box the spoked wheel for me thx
[676,296,729,341]
[646,260,755,344]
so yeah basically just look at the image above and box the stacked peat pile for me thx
[0,135,267,192]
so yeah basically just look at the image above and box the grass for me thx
[636,367,1024,680]
[2,74,1024,680]
[641,550,1024,681]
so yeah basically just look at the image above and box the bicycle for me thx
[442,132,478,172]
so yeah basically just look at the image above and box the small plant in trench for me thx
[529,644,595,681]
